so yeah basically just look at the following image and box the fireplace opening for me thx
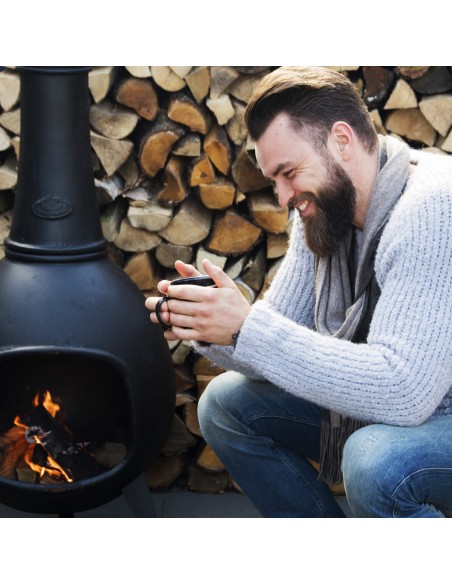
[0,351,130,488]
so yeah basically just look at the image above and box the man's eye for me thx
[283,170,294,178]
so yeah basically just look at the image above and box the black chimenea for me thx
[0,67,175,515]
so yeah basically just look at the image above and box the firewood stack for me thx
[1,66,452,495]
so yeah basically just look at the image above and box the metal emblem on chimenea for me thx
[32,196,73,219]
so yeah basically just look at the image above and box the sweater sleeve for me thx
[193,213,316,375]
[231,182,452,426]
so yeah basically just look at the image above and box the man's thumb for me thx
[202,259,235,289]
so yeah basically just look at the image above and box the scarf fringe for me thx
[318,412,368,485]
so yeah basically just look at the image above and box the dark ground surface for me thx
[0,474,351,518]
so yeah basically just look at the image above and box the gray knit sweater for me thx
[194,147,452,426]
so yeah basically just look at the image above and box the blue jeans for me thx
[198,371,452,518]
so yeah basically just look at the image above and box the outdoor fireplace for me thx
[0,67,175,515]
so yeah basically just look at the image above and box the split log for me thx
[231,146,271,193]
[137,112,185,177]
[101,198,127,243]
[0,69,20,111]
[385,108,436,146]
[187,464,230,494]
[209,66,240,99]
[0,127,10,152]
[123,251,161,291]
[384,79,417,110]
[185,66,211,104]
[114,217,161,252]
[409,66,452,95]
[173,133,201,157]
[440,129,452,153]
[203,124,232,175]
[159,197,213,246]
[156,155,188,206]
[193,356,224,398]
[0,153,18,190]
[146,453,187,488]
[160,414,197,456]
[124,185,155,207]
[419,94,452,136]
[127,200,172,232]
[257,257,283,300]
[95,174,124,205]
[88,67,117,104]
[90,131,134,176]
[248,189,289,234]
[206,209,262,256]
[362,66,394,106]
[225,252,250,280]
[171,340,193,366]
[90,100,139,139]
[176,392,196,407]
[234,277,257,305]
[183,402,202,437]
[241,246,267,292]
[396,66,430,79]
[116,77,159,121]
[189,153,216,186]
[0,108,20,135]
[196,444,225,473]
[198,178,235,210]
[228,72,268,104]
[155,242,193,268]
[170,66,192,78]
[168,92,212,135]
[174,363,196,394]
[118,155,142,189]
[195,246,227,273]
[151,66,187,92]
[369,109,387,135]
[225,98,248,146]
[267,232,288,259]
[206,94,235,126]
[125,66,151,78]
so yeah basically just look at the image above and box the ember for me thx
[0,390,125,484]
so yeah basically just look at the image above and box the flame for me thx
[14,390,73,483]
[34,390,60,418]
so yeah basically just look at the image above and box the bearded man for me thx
[145,66,452,518]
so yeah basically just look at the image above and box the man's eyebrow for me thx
[268,161,291,179]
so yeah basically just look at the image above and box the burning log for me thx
[21,401,104,482]
[0,426,29,479]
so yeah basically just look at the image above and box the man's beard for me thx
[301,156,356,257]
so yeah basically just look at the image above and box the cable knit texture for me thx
[194,147,452,427]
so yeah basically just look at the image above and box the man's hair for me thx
[245,66,378,154]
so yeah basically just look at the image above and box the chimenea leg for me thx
[122,474,157,518]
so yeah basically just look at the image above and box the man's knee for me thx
[198,371,244,441]
[342,425,383,484]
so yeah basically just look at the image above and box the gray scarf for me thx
[314,135,412,485]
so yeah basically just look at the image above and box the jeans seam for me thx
[391,467,452,517]
[246,412,321,430]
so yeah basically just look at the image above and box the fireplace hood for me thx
[0,67,175,515]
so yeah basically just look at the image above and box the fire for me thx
[35,390,60,418]
[13,390,73,483]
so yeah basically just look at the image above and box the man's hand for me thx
[145,259,251,346]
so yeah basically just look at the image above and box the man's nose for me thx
[275,180,294,208]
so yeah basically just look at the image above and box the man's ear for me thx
[328,121,354,161]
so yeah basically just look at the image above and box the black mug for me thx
[155,276,216,330]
